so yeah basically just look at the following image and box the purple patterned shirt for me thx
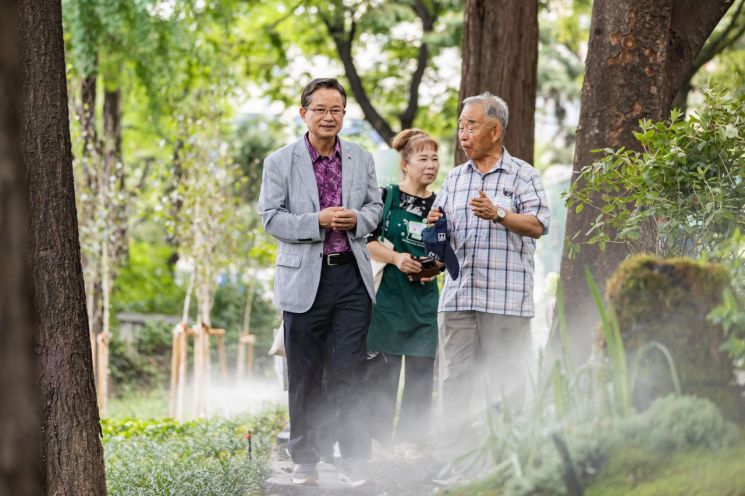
[305,133,351,254]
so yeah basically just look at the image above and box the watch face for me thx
[498,207,506,219]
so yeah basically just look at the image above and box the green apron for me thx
[367,185,438,358]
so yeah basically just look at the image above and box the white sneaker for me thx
[337,460,370,487]
[291,463,319,486]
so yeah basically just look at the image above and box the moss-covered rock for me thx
[602,254,744,420]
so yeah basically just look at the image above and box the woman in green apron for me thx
[366,129,441,461]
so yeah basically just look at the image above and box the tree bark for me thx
[456,0,539,165]
[0,1,42,494]
[19,0,108,494]
[103,88,128,264]
[557,0,734,363]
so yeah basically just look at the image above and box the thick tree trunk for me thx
[456,0,538,164]
[0,2,42,494]
[79,74,104,339]
[557,0,734,363]
[19,1,108,494]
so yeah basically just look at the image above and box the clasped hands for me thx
[319,207,357,231]
[425,191,500,225]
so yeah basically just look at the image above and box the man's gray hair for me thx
[463,92,509,132]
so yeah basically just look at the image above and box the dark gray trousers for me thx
[284,262,372,464]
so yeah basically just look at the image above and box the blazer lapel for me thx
[341,140,352,207]
[293,139,319,210]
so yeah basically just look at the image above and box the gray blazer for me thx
[258,137,383,313]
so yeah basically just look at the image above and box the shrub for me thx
[621,395,740,453]
[109,320,172,395]
[565,90,745,258]
[103,408,286,496]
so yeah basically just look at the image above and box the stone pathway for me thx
[264,434,442,496]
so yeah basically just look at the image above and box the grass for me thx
[586,444,745,496]
[106,388,169,419]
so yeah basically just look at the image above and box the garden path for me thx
[264,439,441,496]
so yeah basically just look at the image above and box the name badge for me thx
[489,193,513,211]
[407,221,426,240]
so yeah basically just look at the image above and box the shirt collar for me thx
[304,132,341,164]
[466,147,513,175]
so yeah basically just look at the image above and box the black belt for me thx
[323,252,355,266]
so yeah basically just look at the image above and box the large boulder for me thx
[602,254,744,421]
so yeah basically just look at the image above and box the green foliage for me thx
[113,241,184,315]
[103,409,287,496]
[586,267,630,417]
[109,320,172,394]
[233,114,284,204]
[102,416,196,440]
[245,0,463,140]
[705,229,745,364]
[210,278,280,372]
[566,90,745,257]
[621,395,740,453]
[448,395,741,496]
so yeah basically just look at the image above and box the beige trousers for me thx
[436,310,532,462]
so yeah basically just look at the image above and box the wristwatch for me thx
[493,207,507,224]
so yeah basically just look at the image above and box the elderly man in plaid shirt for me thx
[427,93,550,468]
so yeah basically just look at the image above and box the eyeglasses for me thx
[305,106,345,118]
[458,121,497,135]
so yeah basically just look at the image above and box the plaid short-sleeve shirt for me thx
[432,149,550,317]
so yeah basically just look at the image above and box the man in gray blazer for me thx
[258,78,382,486]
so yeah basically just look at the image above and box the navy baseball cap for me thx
[422,209,459,280]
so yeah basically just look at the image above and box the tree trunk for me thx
[0,1,42,494]
[670,0,745,112]
[103,88,128,264]
[79,74,104,340]
[556,0,734,363]
[80,74,99,163]
[456,0,538,165]
[19,1,107,494]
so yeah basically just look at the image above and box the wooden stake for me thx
[95,331,109,416]
[169,323,187,418]
[177,329,188,421]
